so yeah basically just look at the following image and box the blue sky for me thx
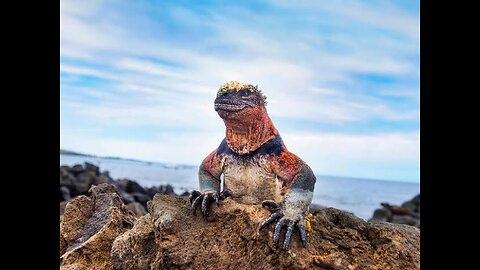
[60,0,420,183]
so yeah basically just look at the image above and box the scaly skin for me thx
[189,81,316,250]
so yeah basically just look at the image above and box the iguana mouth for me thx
[214,103,249,112]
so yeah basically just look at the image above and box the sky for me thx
[60,0,420,183]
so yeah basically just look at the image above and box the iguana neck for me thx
[223,109,278,155]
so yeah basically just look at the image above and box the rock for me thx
[161,184,175,195]
[125,179,146,194]
[72,171,97,196]
[60,233,67,257]
[60,201,69,220]
[114,179,146,194]
[111,214,156,270]
[118,190,135,204]
[111,195,420,270]
[147,184,177,198]
[402,194,420,213]
[88,183,118,197]
[95,174,111,185]
[131,192,150,207]
[60,186,71,201]
[60,265,88,270]
[84,162,100,175]
[60,168,76,191]
[369,208,392,223]
[309,203,326,213]
[100,171,115,183]
[69,164,85,176]
[60,195,94,243]
[401,201,417,212]
[146,186,160,198]
[60,192,419,269]
[60,184,136,270]
[180,191,190,196]
[391,215,420,227]
[411,194,420,205]
[126,202,147,217]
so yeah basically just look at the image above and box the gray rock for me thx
[126,202,147,217]
[132,192,150,207]
[93,174,110,185]
[401,201,417,212]
[118,190,135,204]
[100,171,114,183]
[84,162,100,176]
[309,203,326,213]
[369,208,392,222]
[60,186,71,201]
[69,164,85,176]
[72,171,97,196]
[60,168,76,190]
[114,179,146,194]
[391,215,420,227]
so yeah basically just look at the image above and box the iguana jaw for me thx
[214,102,249,112]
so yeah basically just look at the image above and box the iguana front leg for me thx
[259,151,316,250]
[189,150,230,217]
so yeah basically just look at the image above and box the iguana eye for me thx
[240,90,250,97]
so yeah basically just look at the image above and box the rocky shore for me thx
[60,164,420,269]
[369,194,420,228]
[60,162,185,218]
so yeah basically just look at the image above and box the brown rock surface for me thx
[59,190,420,270]
[114,194,420,270]
[111,214,157,270]
[60,184,136,270]
[126,202,148,217]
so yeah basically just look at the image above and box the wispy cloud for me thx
[60,0,419,182]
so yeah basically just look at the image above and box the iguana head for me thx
[214,81,267,120]
[214,81,278,154]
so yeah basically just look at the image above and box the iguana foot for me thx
[189,189,232,217]
[259,200,308,250]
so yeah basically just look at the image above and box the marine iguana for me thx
[189,81,316,250]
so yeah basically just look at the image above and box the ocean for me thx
[60,154,419,220]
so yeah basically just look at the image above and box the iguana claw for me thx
[189,189,232,217]
[259,199,309,250]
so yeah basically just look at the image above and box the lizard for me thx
[189,81,317,250]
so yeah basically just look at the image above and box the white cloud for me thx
[267,0,419,40]
[115,59,185,79]
[282,131,420,181]
[60,129,225,166]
